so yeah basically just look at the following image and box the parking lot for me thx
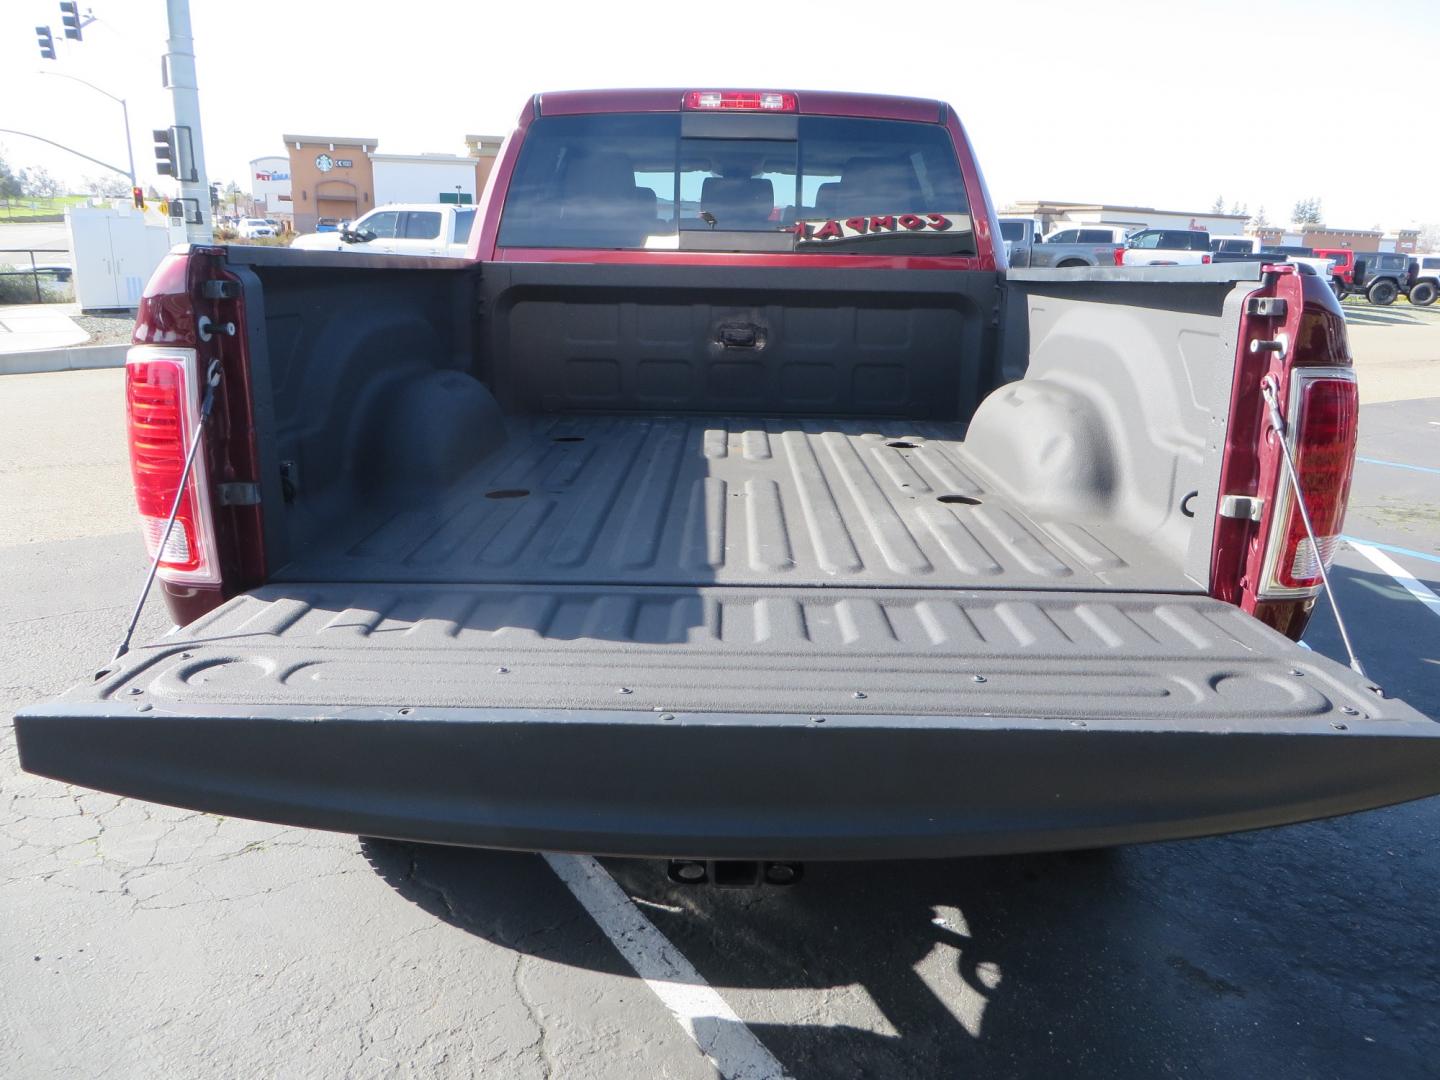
[2,310,1437,1079]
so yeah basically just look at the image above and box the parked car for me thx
[16,87,1438,869]
[290,203,476,257]
[313,217,341,233]
[1407,253,1439,307]
[1311,248,1411,303]
[1351,251,1412,305]
[235,218,276,239]
[1001,219,1129,268]
[1121,228,1212,266]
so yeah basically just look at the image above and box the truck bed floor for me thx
[278,416,1190,592]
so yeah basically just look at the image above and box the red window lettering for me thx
[869,215,896,231]
[926,214,951,231]
[791,221,814,239]
[813,219,844,241]
[898,214,925,231]
[843,217,869,234]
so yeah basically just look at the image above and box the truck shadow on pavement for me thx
[359,833,1430,1079]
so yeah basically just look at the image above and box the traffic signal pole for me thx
[163,0,211,242]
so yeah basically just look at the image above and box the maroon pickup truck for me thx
[15,89,1440,864]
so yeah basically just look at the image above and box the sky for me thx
[2,0,1437,230]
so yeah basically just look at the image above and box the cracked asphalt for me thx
[2,365,1439,1079]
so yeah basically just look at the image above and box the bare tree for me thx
[1417,223,1440,252]
[83,173,131,198]
[23,165,60,199]
[1212,194,1225,214]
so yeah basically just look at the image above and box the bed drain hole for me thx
[937,494,982,505]
[887,441,918,449]
[552,436,585,443]
[485,489,530,499]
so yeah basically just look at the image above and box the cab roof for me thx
[532,88,947,124]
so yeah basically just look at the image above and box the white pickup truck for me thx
[1120,228,1213,266]
[290,202,476,257]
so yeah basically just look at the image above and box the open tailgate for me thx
[15,583,1440,859]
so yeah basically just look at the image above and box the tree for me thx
[83,173,131,198]
[1418,223,1440,253]
[1250,205,1269,229]
[0,151,25,201]
[1230,201,1247,217]
[1212,194,1225,214]
[1292,197,1323,225]
[23,165,59,199]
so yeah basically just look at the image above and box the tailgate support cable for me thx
[112,357,223,662]
[1261,376,1367,678]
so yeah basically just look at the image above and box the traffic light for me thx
[59,2,83,41]
[153,128,176,177]
[132,186,145,210]
[36,25,55,60]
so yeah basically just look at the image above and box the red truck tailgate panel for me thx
[15,583,1440,859]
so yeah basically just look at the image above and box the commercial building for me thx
[1250,225,1420,253]
[248,155,292,222]
[1002,199,1251,237]
[283,134,379,234]
[282,133,505,233]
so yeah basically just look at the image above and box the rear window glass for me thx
[454,209,476,243]
[498,113,974,256]
[1422,256,1440,270]
[999,221,1026,241]
[1076,229,1116,243]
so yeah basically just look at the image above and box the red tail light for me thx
[125,347,220,585]
[683,90,796,112]
[1202,253,1212,264]
[1113,246,1126,266]
[1259,368,1358,596]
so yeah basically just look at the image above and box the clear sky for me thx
[2,0,1436,229]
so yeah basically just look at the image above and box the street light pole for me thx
[35,70,135,187]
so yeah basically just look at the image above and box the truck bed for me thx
[20,254,1440,860]
[281,414,1189,592]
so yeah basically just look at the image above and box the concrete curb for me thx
[0,343,129,376]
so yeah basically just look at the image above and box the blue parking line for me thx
[1341,536,1440,566]
[1355,456,1440,477]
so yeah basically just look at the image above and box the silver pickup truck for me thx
[1000,217,1127,268]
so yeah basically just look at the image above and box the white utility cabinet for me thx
[66,205,182,311]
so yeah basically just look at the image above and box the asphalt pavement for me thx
[1,334,1437,1077]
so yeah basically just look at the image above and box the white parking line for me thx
[1348,541,1440,622]
[543,853,791,1080]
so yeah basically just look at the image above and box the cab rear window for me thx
[498,113,974,256]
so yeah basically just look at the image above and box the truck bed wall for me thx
[230,254,1254,590]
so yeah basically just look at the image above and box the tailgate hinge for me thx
[1218,495,1263,521]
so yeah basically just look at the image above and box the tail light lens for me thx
[1202,253,1212,264]
[125,346,220,585]
[683,90,796,111]
[1113,247,1126,266]
[1259,368,1358,596]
